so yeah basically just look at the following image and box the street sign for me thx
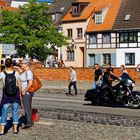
[1,44,15,55]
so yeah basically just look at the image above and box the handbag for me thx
[26,70,42,93]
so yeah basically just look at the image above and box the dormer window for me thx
[72,3,79,16]
[95,12,102,24]
[72,2,88,17]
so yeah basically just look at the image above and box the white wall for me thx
[116,48,140,67]
[11,1,28,8]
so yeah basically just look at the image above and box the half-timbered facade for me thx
[113,0,140,67]
[85,0,121,67]
[86,0,140,67]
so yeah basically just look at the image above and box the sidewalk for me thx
[34,80,92,94]
[0,81,140,139]
[38,80,140,94]
[1,117,140,140]
[1,80,140,94]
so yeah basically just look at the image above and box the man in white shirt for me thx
[68,66,77,96]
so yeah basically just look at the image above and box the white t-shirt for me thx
[20,70,33,92]
[0,71,20,86]
[70,70,76,82]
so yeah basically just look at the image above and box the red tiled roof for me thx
[94,1,110,12]
[3,6,18,11]
[76,0,91,2]
[86,0,122,32]
[62,0,98,22]
[0,1,5,6]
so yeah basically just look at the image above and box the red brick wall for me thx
[31,65,140,82]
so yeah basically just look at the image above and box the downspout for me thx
[84,33,87,67]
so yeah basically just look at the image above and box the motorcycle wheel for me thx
[128,94,140,109]
[91,100,96,105]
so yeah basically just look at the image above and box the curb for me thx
[37,107,140,128]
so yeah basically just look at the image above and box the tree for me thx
[0,0,68,61]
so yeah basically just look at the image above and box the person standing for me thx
[20,59,34,129]
[60,60,65,67]
[68,66,77,96]
[0,58,21,135]
[93,63,103,89]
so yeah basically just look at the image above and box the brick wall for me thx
[31,64,140,82]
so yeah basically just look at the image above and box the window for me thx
[72,4,79,16]
[77,28,83,38]
[125,53,135,65]
[89,34,97,44]
[124,14,131,21]
[120,33,128,43]
[60,7,65,11]
[95,12,102,24]
[129,32,137,42]
[103,33,110,43]
[120,32,137,43]
[52,14,56,21]
[102,54,111,65]
[67,29,72,38]
[67,50,74,60]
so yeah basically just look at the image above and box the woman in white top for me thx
[16,59,34,129]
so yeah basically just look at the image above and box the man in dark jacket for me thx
[102,67,118,101]
[93,63,103,89]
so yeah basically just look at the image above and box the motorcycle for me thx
[85,74,140,109]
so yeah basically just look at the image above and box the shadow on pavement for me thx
[83,103,130,109]
[5,116,26,133]
[5,118,13,134]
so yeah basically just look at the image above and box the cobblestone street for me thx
[1,118,140,140]
[0,81,140,139]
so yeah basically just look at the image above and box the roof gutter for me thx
[113,28,140,31]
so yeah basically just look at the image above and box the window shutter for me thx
[95,54,101,65]
[111,53,116,66]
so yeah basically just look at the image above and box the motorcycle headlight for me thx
[119,85,123,89]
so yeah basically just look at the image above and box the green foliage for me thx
[0,1,68,61]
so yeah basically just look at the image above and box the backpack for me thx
[26,70,42,93]
[3,71,18,97]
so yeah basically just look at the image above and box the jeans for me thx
[92,80,103,89]
[0,102,19,125]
